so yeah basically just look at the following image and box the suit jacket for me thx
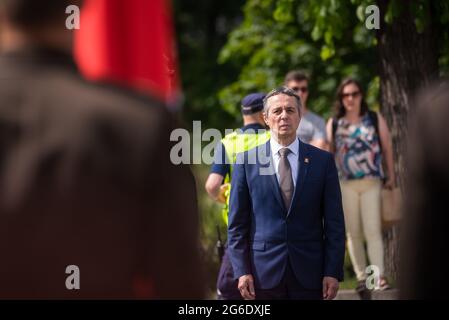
[228,139,345,290]
[0,47,203,299]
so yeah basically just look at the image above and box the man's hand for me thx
[322,276,339,300]
[217,183,230,204]
[238,274,256,300]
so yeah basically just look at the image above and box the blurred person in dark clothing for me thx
[399,81,449,299]
[0,0,203,299]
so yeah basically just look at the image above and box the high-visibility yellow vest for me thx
[220,129,271,225]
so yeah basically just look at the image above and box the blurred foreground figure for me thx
[400,81,449,299]
[0,0,203,299]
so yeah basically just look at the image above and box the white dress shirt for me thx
[270,137,299,187]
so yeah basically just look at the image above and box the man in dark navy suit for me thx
[228,86,345,300]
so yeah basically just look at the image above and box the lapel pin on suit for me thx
[305,158,310,164]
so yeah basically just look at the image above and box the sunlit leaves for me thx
[217,0,448,119]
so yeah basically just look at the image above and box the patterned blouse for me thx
[334,113,384,180]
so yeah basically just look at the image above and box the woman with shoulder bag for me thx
[326,78,395,291]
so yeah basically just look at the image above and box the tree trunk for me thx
[376,0,439,281]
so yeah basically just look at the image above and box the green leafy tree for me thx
[218,0,380,120]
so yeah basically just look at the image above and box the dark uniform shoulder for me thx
[20,68,175,183]
[46,69,171,132]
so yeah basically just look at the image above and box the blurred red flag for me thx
[74,0,180,105]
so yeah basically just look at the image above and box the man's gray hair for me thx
[263,86,302,114]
